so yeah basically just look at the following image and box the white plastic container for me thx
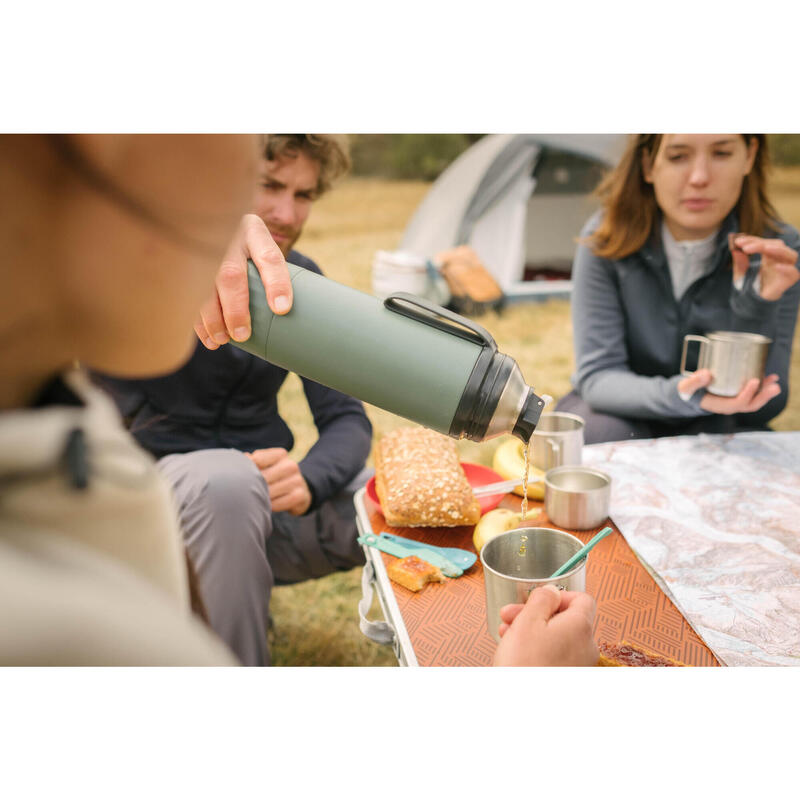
[371,250,450,305]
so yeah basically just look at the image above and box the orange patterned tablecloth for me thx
[363,494,719,667]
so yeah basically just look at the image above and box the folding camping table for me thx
[355,482,719,668]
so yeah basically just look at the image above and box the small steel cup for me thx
[680,330,771,397]
[480,527,587,642]
[532,412,585,470]
[544,466,611,530]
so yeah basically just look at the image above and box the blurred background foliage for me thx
[768,134,800,166]
[349,134,800,181]
[350,133,485,180]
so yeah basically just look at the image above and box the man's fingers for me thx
[242,214,293,315]
[247,447,288,469]
[194,318,220,350]
[215,253,253,342]
[500,591,593,628]
[516,584,563,625]
[261,459,299,486]
[265,476,302,500]
[197,292,230,347]
[270,485,307,513]
[498,603,526,625]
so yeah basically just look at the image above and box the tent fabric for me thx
[399,134,519,260]
[399,134,628,300]
[456,136,541,244]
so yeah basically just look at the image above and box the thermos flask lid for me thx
[512,389,546,443]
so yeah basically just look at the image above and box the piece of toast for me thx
[386,556,446,592]
[597,641,687,667]
[374,427,481,527]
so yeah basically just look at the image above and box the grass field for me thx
[268,170,800,667]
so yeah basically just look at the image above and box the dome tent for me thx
[399,134,627,302]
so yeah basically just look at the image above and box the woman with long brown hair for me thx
[556,134,800,443]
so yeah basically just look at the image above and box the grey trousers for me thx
[158,449,369,666]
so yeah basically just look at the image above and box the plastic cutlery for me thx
[357,533,463,577]
[378,532,476,571]
[549,527,613,578]
[473,477,543,497]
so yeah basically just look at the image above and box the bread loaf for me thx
[374,427,481,527]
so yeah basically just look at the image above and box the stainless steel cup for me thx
[481,527,587,642]
[544,466,611,530]
[680,331,772,397]
[532,412,585,470]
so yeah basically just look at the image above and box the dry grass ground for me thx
[268,171,800,667]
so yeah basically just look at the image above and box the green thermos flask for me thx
[233,261,545,442]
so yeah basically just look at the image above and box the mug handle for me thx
[681,335,709,376]
[546,438,561,470]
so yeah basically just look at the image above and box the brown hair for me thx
[586,134,781,260]
[261,134,351,196]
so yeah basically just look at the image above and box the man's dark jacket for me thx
[95,251,372,512]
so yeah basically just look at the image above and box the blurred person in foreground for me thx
[95,135,373,666]
[0,134,597,667]
[556,134,800,444]
[0,135,277,665]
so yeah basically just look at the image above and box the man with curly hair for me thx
[96,135,372,665]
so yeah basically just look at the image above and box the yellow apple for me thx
[473,508,524,553]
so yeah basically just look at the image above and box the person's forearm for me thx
[299,413,372,509]
[579,370,707,420]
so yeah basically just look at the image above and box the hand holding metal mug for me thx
[678,368,780,413]
[492,585,598,667]
[680,330,775,399]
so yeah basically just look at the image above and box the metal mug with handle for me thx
[531,412,585,471]
[480,527,587,643]
[680,331,772,397]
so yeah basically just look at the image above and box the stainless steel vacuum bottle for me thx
[233,261,545,442]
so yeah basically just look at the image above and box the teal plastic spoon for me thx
[357,533,463,577]
[378,532,477,571]
[549,526,613,579]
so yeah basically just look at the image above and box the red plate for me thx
[365,461,507,518]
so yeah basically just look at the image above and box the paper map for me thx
[583,432,800,667]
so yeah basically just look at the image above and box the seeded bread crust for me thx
[374,427,481,527]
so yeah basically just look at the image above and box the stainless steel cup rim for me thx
[706,331,772,345]
[545,465,611,493]
[479,527,587,583]
[534,411,586,434]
